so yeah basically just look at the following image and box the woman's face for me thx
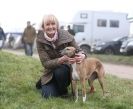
[44,20,57,38]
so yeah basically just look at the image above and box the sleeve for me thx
[21,29,26,43]
[33,27,37,38]
[36,41,61,69]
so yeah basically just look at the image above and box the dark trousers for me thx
[41,64,71,98]
[24,43,33,56]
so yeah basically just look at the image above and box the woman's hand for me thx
[67,57,76,64]
[58,53,85,64]
[58,55,69,64]
[74,53,86,64]
[58,55,76,64]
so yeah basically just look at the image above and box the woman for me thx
[36,14,85,98]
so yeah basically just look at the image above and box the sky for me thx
[0,0,133,33]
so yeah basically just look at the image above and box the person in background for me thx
[36,14,86,98]
[0,24,6,50]
[22,21,36,56]
[60,25,64,30]
[67,25,75,36]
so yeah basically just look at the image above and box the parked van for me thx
[71,10,130,53]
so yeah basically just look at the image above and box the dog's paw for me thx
[82,95,86,102]
[89,87,96,94]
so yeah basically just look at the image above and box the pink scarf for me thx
[44,31,58,42]
[44,31,58,48]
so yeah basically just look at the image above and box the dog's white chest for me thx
[72,63,80,80]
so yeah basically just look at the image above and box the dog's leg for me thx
[71,80,75,100]
[72,81,79,102]
[81,78,86,102]
[88,72,97,94]
[88,80,95,94]
[75,81,79,102]
[98,77,105,96]
[97,66,105,96]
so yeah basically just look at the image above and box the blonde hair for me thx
[41,14,59,30]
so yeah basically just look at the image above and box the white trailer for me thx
[71,10,130,53]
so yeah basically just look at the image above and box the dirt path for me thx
[103,63,133,80]
[2,49,133,80]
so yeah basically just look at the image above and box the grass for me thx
[0,51,133,109]
[90,54,133,66]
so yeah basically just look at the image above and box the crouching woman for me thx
[36,14,85,98]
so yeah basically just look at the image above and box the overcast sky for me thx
[0,0,133,32]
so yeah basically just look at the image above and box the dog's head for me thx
[61,46,77,58]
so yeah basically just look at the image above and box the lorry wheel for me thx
[80,45,90,54]
[104,48,114,55]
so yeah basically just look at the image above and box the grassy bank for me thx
[90,54,133,66]
[0,51,133,109]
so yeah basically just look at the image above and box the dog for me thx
[61,46,106,102]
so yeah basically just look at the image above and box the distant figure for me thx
[0,25,6,50]
[22,21,36,56]
[60,25,64,30]
[67,25,75,36]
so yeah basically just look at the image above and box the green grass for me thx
[0,51,133,109]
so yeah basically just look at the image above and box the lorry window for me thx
[110,20,119,28]
[97,19,107,27]
[80,13,88,19]
[73,25,84,33]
